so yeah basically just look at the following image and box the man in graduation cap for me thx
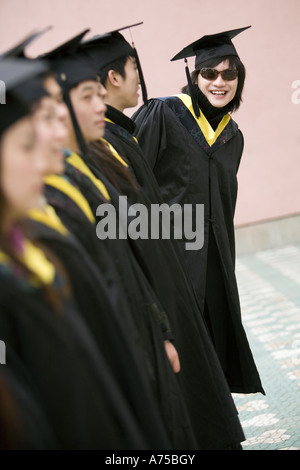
[133,26,265,397]
[77,22,161,199]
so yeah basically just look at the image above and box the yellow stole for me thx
[101,133,129,167]
[65,152,111,201]
[104,117,139,145]
[28,204,68,236]
[44,174,96,224]
[0,240,55,286]
[176,93,231,147]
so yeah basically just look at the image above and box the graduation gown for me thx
[104,106,199,285]
[0,367,58,449]
[26,204,185,450]
[104,105,167,204]
[0,241,151,449]
[60,147,247,449]
[43,166,198,450]
[133,94,264,395]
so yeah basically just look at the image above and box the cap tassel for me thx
[132,44,148,105]
[185,58,200,118]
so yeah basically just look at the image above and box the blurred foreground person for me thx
[0,57,167,449]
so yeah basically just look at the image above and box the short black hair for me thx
[181,55,246,112]
[99,55,133,87]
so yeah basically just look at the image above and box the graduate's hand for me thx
[164,340,181,373]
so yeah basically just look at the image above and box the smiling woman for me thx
[133,26,265,401]
[197,60,239,108]
[181,53,245,117]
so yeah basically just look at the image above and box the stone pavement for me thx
[233,243,300,450]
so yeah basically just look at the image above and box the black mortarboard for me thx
[79,22,148,104]
[0,57,47,90]
[0,26,52,59]
[41,29,99,89]
[171,26,251,117]
[42,29,89,60]
[0,58,48,135]
[171,26,251,68]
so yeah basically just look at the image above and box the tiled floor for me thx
[233,244,300,450]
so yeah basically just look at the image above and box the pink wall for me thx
[1,0,299,226]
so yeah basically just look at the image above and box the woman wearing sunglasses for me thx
[133,27,265,399]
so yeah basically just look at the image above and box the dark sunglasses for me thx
[199,68,238,81]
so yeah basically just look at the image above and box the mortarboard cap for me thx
[79,24,140,69]
[79,22,148,103]
[0,27,52,109]
[0,58,48,135]
[42,29,89,61]
[0,26,52,59]
[41,29,99,89]
[0,57,47,90]
[171,26,251,69]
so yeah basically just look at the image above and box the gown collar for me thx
[159,93,239,154]
[105,105,136,135]
[177,93,231,147]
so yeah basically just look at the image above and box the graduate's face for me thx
[197,59,238,108]
[118,56,140,109]
[32,78,69,175]
[0,117,46,220]
[69,80,107,142]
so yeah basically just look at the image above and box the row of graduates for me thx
[0,24,263,449]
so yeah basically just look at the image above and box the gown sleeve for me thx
[235,129,245,173]
[132,99,169,171]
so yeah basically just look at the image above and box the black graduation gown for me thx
[0,245,151,449]
[0,367,58,449]
[132,95,264,395]
[43,169,198,450]
[43,171,173,342]
[61,149,247,449]
[104,107,199,284]
[26,206,184,450]
[104,105,167,204]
